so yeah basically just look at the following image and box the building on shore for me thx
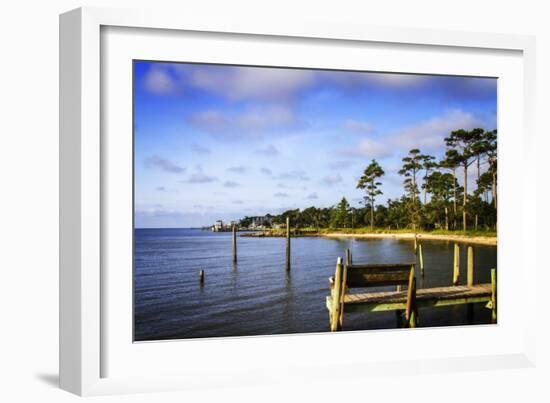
[211,215,273,231]
[211,220,238,232]
[247,214,273,229]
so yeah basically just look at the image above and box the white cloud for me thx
[144,155,185,173]
[322,174,343,186]
[328,160,354,170]
[260,168,272,175]
[337,109,485,162]
[338,138,392,159]
[306,192,319,200]
[239,106,297,131]
[344,119,374,134]
[256,145,281,157]
[223,181,240,188]
[187,110,229,132]
[325,70,425,90]
[184,164,218,184]
[142,66,177,95]
[275,170,310,181]
[187,66,316,101]
[184,173,218,184]
[187,106,301,136]
[390,109,484,152]
[227,166,247,174]
[365,72,426,87]
[190,144,211,154]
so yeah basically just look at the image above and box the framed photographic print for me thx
[60,7,537,396]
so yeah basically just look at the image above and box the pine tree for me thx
[357,160,385,229]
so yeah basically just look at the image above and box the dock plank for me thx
[326,284,492,313]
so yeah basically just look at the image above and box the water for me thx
[134,228,497,341]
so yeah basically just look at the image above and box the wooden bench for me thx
[327,253,417,331]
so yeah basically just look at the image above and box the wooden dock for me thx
[326,246,496,330]
[326,284,492,313]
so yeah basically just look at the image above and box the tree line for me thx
[246,128,497,232]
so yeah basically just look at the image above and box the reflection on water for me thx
[134,229,497,341]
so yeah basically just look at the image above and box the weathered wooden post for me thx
[232,224,237,263]
[466,245,475,321]
[491,268,497,323]
[406,268,417,328]
[199,269,204,286]
[345,248,352,266]
[413,234,418,253]
[453,243,460,285]
[339,258,348,328]
[286,216,291,271]
[418,243,424,276]
[467,246,474,286]
[330,257,343,331]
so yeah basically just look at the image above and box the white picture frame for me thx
[60,6,537,396]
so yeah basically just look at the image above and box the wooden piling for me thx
[199,269,204,285]
[491,268,497,322]
[467,246,474,286]
[406,275,417,328]
[409,309,417,328]
[414,234,418,253]
[339,259,348,328]
[345,248,352,266]
[418,243,424,276]
[286,216,291,271]
[330,257,343,331]
[453,243,460,286]
[466,246,475,321]
[232,225,237,263]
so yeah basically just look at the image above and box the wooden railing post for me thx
[330,257,343,331]
[406,267,416,328]
[453,243,460,285]
[467,246,474,286]
[345,248,352,266]
[418,243,424,276]
[339,259,348,328]
[491,268,497,323]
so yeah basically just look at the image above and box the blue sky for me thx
[134,61,497,228]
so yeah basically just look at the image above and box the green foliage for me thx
[357,159,385,229]
[251,127,497,234]
[330,197,351,228]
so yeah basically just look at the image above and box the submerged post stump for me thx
[199,269,204,285]
[286,216,291,271]
[453,243,460,286]
[232,225,237,263]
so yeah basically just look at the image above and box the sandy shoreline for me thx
[320,232,497,246]
[242,231,496,246]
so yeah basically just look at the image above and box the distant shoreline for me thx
[242,230,497,246]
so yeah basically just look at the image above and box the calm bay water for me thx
[134,228,497,341]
